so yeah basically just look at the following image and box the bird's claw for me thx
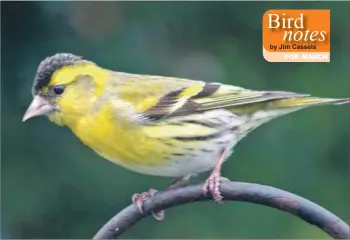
[202,175,229,203]
[131,188,157,213]
[131,188,165,221]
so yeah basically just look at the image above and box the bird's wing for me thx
[134,80,308,121]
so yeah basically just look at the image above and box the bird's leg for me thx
[202,147,229,202]
[131,174,192,221]
[167,174,192,190]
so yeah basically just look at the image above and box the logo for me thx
[263,10,330,62]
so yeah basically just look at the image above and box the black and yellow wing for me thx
[133,80,308,121]
[111,72,349,123]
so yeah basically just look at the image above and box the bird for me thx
[23,53,349,220]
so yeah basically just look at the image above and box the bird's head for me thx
[22,53,107,126]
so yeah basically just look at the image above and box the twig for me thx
[93,181,349,239]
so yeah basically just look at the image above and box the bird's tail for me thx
[236,94,349,125]
[250,95,350,124]
[228,93,349,138]
[271,96,350,108]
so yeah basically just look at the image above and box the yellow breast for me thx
[67,104,169,167]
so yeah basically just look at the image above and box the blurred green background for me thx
[1,1,349,239]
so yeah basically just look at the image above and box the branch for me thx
[93,181,349,239]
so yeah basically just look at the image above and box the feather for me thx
[137,82,309,120]
[110,72,349,122]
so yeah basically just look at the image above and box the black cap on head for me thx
[32,53,82,96]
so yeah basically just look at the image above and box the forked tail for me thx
[240,94,350,125]
[272,96,350,108]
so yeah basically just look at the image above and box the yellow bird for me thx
[23,53,349,220]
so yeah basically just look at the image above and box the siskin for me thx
[23,53,349,220]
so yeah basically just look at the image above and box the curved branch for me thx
[93,181,349,239]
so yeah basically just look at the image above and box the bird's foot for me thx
[202,147,229,202]
[202,173,229,202]
[131,188,164,221]
[131,175,192,221]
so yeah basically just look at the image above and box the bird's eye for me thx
[53,85,65,95]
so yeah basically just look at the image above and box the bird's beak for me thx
[22,95,53,122]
